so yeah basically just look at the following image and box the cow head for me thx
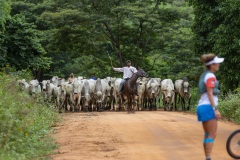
[163,86,175,104]
[148,83,159,98]
[72,79,80,94]
[18,79,27,91]
[41,80,47,91]
[181,77,190,96]
[29,80,40,95]
[137,69,148,77]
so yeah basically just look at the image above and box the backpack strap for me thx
[198,71,220,95]
[198,71,210,94]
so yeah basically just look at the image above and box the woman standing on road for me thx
[197,53,224,160]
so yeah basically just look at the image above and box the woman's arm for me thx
[206,86,221,119]
[206,87,215,107]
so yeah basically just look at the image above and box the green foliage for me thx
[219,92,240,124]
[7,0,199,83]
[189,87,200,111]
[0,15,52,71]
[187,0,240,92]
[0,72,59,159]
[0,0,11,29]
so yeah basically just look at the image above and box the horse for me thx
[121,69,148,113]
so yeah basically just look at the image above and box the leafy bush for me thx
[189,87,200,112]
[219,92,240,124]
[0,72,59,160]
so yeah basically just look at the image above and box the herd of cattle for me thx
[17,76,191,113]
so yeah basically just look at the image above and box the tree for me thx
[0,15,51,79]
[9,0,197,81]
[0,0,11,29]
[188,0,240,91]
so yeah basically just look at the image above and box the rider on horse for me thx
[112,60,138,95]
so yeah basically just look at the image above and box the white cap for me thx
[205,56,224,66]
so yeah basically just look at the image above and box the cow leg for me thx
[170,103,173,111]
[99,102,103,112]
[162,96,166,111]
[158,96,161,109]
[78,96,81,112]
[163,102,166,111]
[182,97,185,111]
[154,98,157,111]
[187,97,191,110]
[174,93,178,111]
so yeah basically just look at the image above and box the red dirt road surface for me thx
[51,111,239,160]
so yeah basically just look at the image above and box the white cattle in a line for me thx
[29,79,41,96]
[104,77,116,110]
[95,78,104,111]
[62,81,74,111]
[52,78,66,112]
[174,77,191,111]
[136,77,148,111]
[113,78,125,111]
[18,79,29,94]
[161,79,175,111]
[41,80,48,101]
[146,78,161,110]
[72,79,83,112]
[81,79,96,112]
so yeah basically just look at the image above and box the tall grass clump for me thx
[0,72,59,160]
[219,92,240,124]
[189,87,200,112]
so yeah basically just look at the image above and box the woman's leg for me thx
[202,119,218,159]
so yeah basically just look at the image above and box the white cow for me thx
[100,78,113,110]
[137,77,148,111]
[82,79,96,112]
[62,81,74,111]
[72,79,83,112]
[45,80,55,102]
[113,78,125,111]
[52,78,66,112]
[161,79,175,111]
[95,78,104,111]
[146,78,161,110]
[41,80,48,101]
[29,79,41,96]
[174,77,191,111]
[18,79,29,94]
[104,77,116,110]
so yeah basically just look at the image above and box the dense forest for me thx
[1,0,240,92]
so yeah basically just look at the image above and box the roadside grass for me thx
[0,73,59,160]
[219,92,240,124]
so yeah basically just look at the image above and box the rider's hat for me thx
[126,60,131,63]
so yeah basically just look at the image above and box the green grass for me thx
[219,92,240,124]
[0,73,59,160]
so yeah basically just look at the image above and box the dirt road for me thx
[51,111,239,160]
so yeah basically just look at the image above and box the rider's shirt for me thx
[113,66,137,79]
[198,72,218,106]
